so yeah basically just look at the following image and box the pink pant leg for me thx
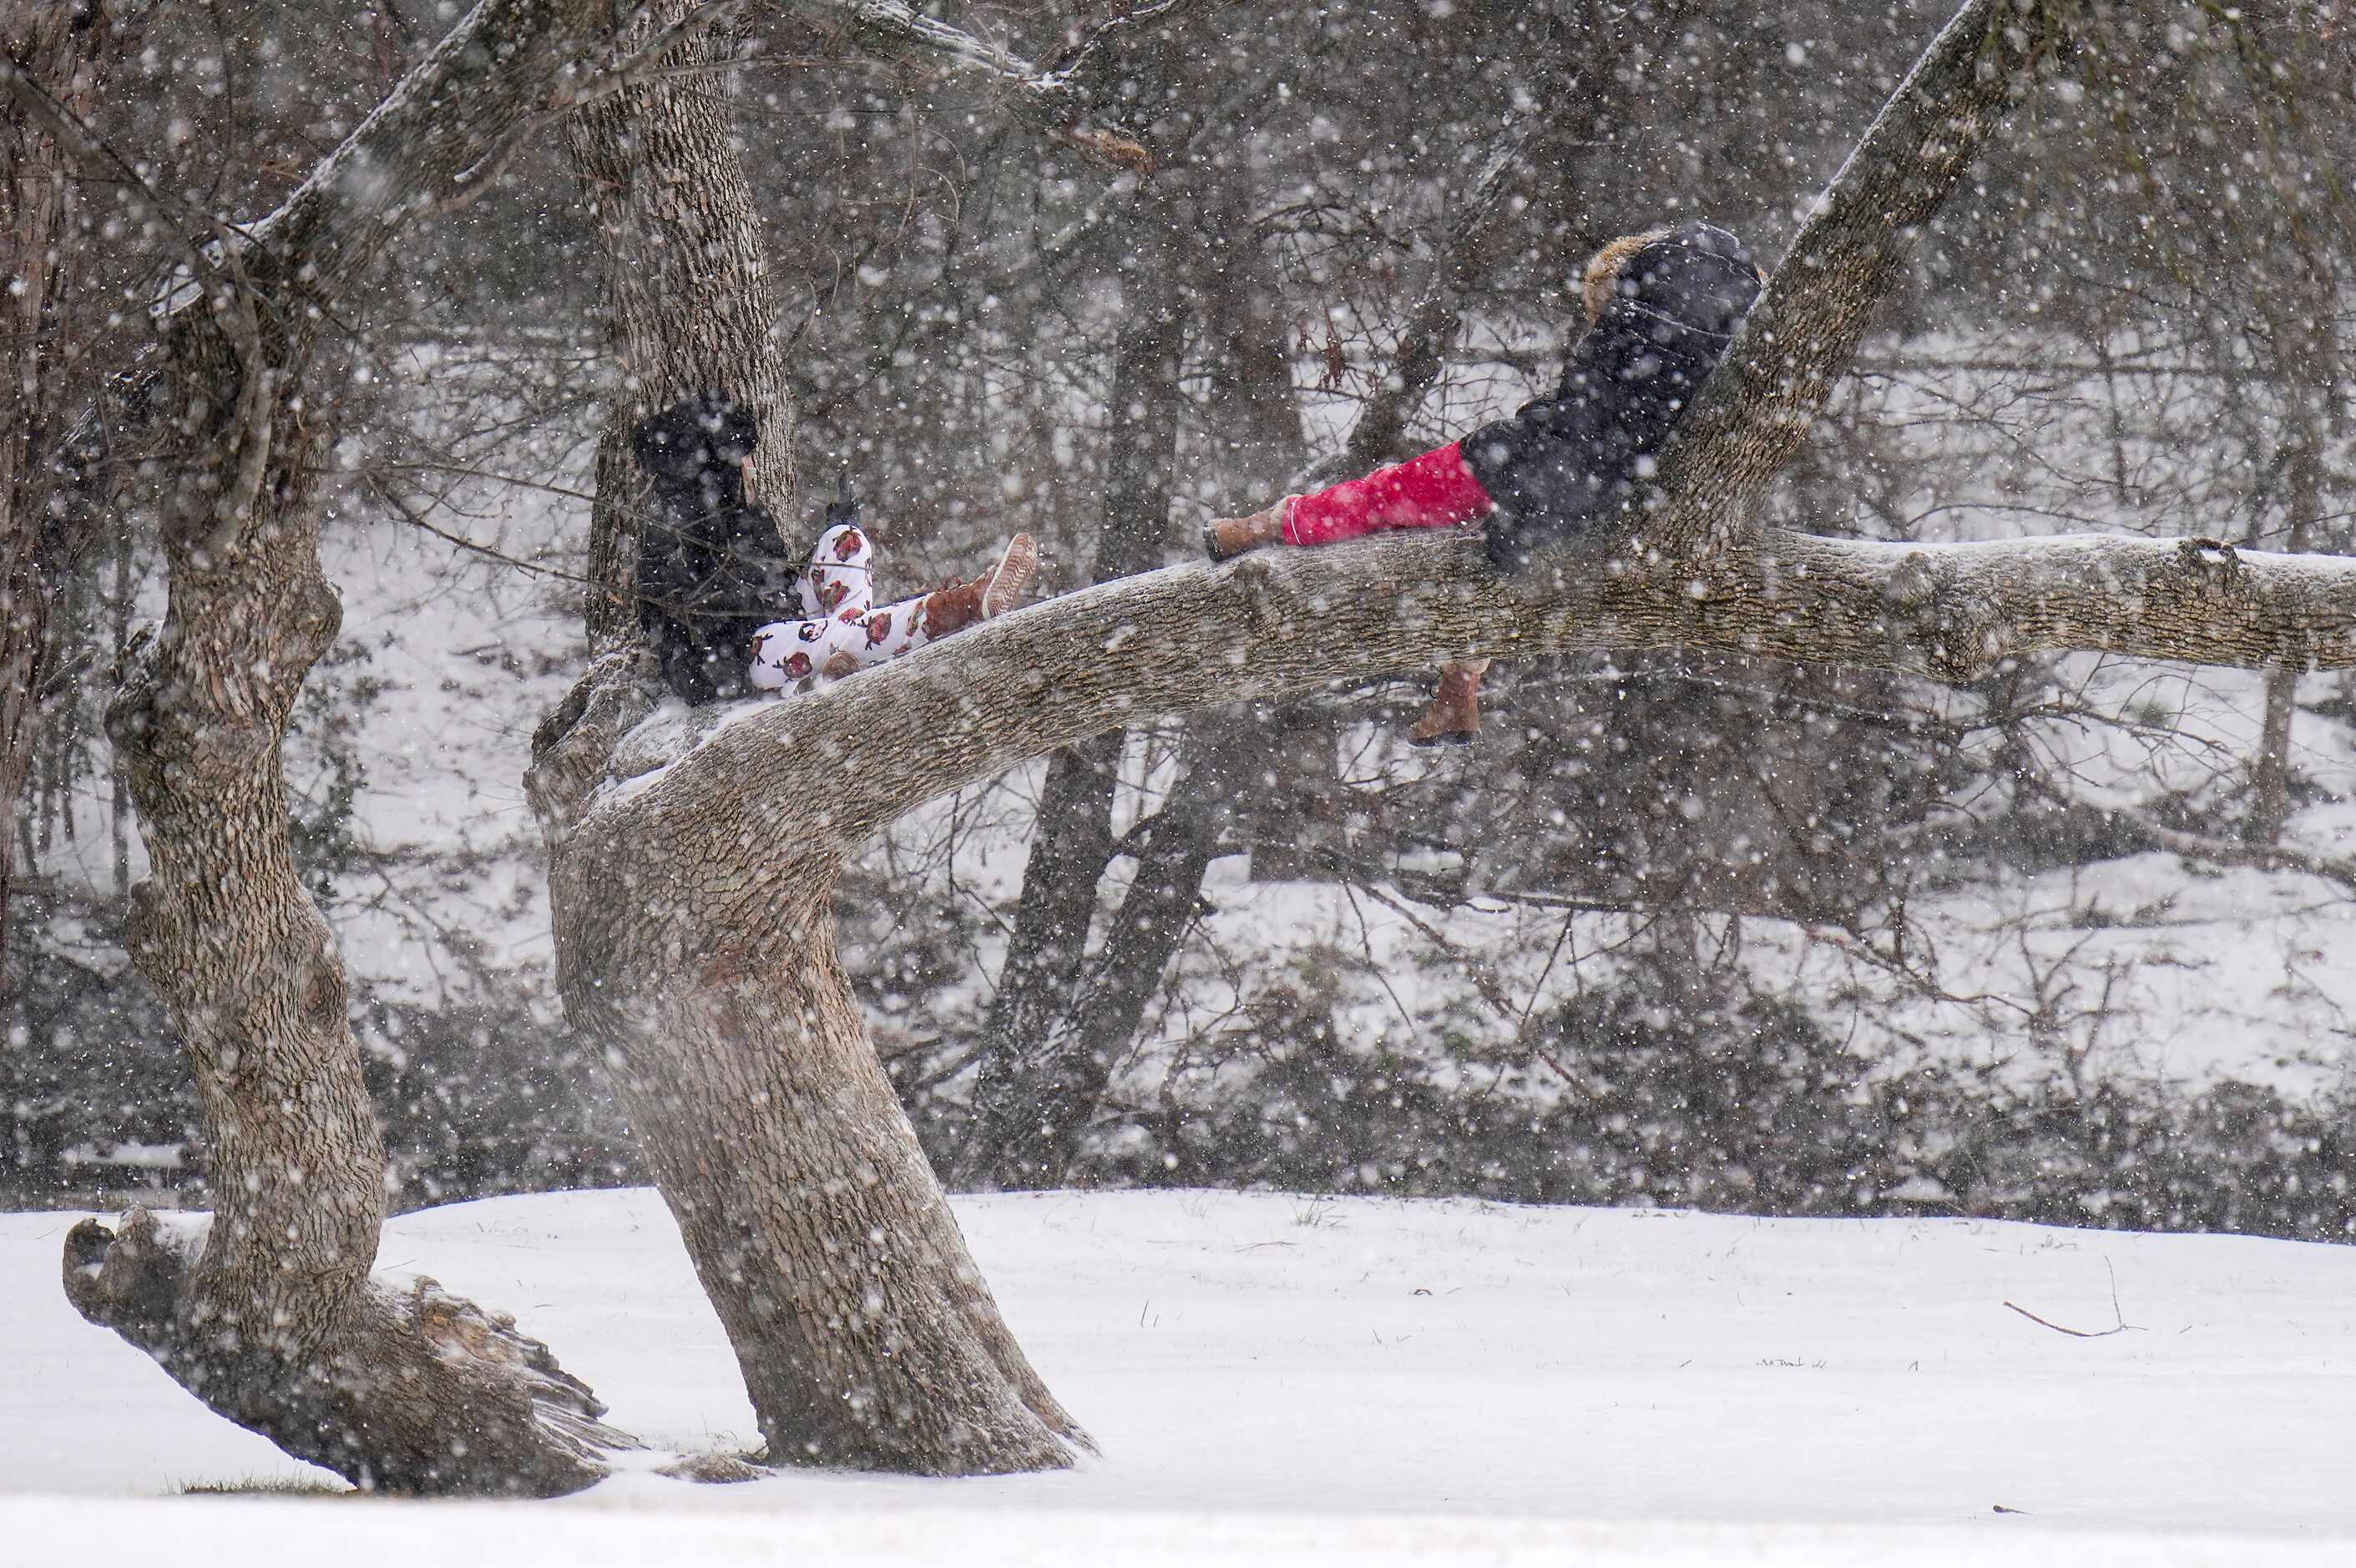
[1284,441,1494,546]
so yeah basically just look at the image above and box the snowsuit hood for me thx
[631,391,761,499]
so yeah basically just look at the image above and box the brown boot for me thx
[1407,659,1489,746]
[1203,494,1298,560]
[921,533,1040,640]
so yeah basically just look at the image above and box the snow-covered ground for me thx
[8,1187,2356,1563]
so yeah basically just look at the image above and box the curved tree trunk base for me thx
[63,1209,637,1497]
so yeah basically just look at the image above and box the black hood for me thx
[1600,221,1762,342]
[632,392,761,488]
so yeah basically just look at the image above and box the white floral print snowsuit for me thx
[746,523,943,695]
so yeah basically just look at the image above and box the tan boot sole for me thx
[980,534,1039,619]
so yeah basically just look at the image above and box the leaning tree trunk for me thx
[543,0,1084,1471]
[30,0,640,1495]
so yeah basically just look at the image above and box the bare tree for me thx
[27,0,2354,1495]
[528,0,2354,1479]
[18,0,649,1495]
[0,1,119,982]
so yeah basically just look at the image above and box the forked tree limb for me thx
[1649,0,2087,559]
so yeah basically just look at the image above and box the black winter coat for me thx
[1466,222,1762,572]
[631,392,799,704]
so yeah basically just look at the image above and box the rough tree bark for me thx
[23,0,645,1495]
[539,0,1087,1472]
[565,3,795,649]
[527,0,2356,1479]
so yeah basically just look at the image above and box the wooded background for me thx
[8,0,2353,1237]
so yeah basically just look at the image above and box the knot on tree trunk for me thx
[60,1207,196,1353]
[527,650,659,837]
[2176,536,2246,597]
[1878,549,2003,682]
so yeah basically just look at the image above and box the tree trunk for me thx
[1024,710,1257,1176]
[542,0,1084,1471]
[43,0,640,1495]
[963,135,1363,1191]
[2247,252,2341,845]
[564,1,795,649]
[2250,455,2317,845]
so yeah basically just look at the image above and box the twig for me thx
[363,473,620,600]
[2004,1259,2141,1338]
[2002,1300,2126,1338]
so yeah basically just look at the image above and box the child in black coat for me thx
[631,393,798,706]
[1203,221,1763,741]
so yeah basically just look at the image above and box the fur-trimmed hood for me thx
[1590,220,1762,344]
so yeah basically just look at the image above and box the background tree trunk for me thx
[0,0,114,983]
[962,211,1186,1190]
[2247,250,2343,844]
[953,0,1709,1191]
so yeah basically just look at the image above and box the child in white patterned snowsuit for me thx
[748,515,1038,695]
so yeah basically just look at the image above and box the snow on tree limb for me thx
[776,0,1186,169]
[562,525,2356,898]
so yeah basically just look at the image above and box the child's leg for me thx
[1286,442,1493,544]
[1407,658,1490,746]
[748,615,817,690]
[833,533,1040,673]
[799,521,874,618]
[754,535,1039,690]
[1204,442,1491,559]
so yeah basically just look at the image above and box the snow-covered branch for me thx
[776,0,1181,164]
[561,524,2356,917]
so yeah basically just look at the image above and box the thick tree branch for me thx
[1649,0,2086,558]
[554,526,2356,954]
